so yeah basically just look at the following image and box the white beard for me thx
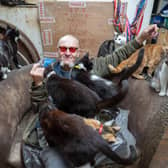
[60,61,75,68]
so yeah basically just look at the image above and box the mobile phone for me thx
[39,58,56,68]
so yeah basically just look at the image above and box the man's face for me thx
[58,37,80,68]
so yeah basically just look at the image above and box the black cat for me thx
[71,49,144,109]
[0,26,20,80]
[97,39,115,57]
[41,51,144,167]
[45,48,144,117]
[46,70,101,118]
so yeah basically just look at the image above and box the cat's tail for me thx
[96,48,144,109]
[118,48,144,84]
[108,48,144,84]
[98,141,138,165]
[96,80,128,109]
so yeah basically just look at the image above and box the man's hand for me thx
[30,63,45,86]
[136,24,159,45]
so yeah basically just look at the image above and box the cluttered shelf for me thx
[150,3,168,29]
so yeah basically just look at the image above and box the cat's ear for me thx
[122,32,126,37]
[6,25,10,30]
[114,32,118,36]
[84,52,89,59]
[15,28,19,37]
[114,32,118,40]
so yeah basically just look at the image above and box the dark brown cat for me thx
[40,107,137,167]
[108,44,168,79]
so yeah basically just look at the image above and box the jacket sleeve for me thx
[29,81,48,113]
[91,39,142,77]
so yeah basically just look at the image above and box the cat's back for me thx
[129,44,163,63]
[144,44,164,60]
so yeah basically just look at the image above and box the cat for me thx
[46,71,101,118]
[114,32,127,46]
[150,57,168,96]
[108,44,168,80]
[45,49,144,118]
[0,26,20,80]
[97,32,126,57]
[71,49,144,104]
[39,105,138,167]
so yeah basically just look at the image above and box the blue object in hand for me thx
[42,58,57,68]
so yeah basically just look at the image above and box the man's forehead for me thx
[58,35,79,47]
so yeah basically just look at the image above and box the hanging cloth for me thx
[113,0,123,33]
[125,0,148,41]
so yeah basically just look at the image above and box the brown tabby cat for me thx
[108,44,168,79]
[83,118,120,142]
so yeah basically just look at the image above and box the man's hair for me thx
[57,34,79,48]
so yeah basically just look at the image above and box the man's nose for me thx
[65,48,71,55]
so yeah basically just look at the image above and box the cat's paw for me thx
[132,74,145,80]
[7,69,11,73]
[16,64,22,69]
[2,74,7,79]
[159,92,166,96]
[108,64,116,73]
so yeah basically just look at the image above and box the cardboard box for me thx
[38,1,127,57]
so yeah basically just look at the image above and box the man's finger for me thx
[32,63,41,70]
[30,63,42,75]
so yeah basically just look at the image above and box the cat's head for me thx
[0,64,8,81]
[4,26,20,42]
[114,32,126,45]
[74,52,93,71]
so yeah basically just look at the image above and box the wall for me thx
[0,6,43,58]
[0,0,154,58]
[127,0,154,33]
[56,0,154,34]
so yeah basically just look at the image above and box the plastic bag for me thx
[94,108,136,167]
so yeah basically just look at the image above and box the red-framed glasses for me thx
[59,46,78,53]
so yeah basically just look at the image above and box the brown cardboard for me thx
[38,1,127,57]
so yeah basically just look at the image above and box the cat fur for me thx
[0,26,20,80]
[40,105,138,167]
[45,49,144,117]
[108,44,168,80]
[97,32,126,57]
[71,49,144,109]
[150,57,168,96]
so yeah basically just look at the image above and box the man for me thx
[23,24,158,168]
